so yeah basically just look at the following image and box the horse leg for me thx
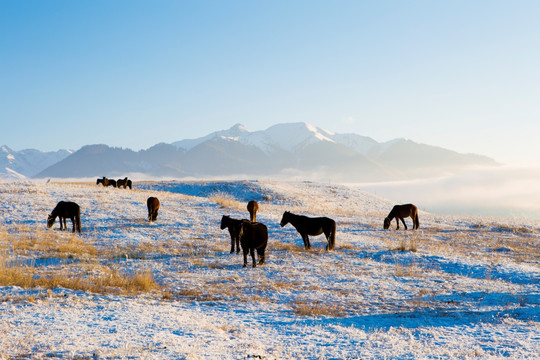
[325,229,335,251]
[257,247,265,265]
[61,217,66,231]
[302,234,311,250]
[229,233,235,254]
[243,247,249,267]
[235,237,240,254]
[71,217,76,233]
[250,248,257,267]
[401,217,408,230]
[395,218,399,230]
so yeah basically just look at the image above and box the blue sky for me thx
[1,1,539,164]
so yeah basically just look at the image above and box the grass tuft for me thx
[209,191,242,210]
[291,299,346,317]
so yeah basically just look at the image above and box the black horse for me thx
[96,177,116,187]
[239,220,268,268]
[47,201,81,233]
[117,177,132,189]
[147,197,160,222]
[280,211,336,250]
[220,215,245,254]
[384,204,420,230]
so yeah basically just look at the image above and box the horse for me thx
[220,215,245,254]
[47,201,81,233]
[383,204,420,230]
[247,200,258,222]
[97,177,116,187]
[280,211,336,250]
[147,197,160,222]
[239,220,268,268]
[117,177,132,189]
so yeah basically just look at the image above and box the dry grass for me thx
[394,262,424,278]
[392,238,418,252]
[272,241,305,252]
[0,224,161,296]
[291,299,347,317]
[0,225,97,258]
[209,191,242,210]
[0,259,160,295]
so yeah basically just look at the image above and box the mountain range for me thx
[0,146,72,180]
[2,123,498,181]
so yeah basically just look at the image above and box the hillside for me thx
[0,180,538,358]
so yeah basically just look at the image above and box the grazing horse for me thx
[247,200,258,222]
[97,177,116,187]
[47,201,81,233]
[147,197,160,222]
[220,215,244,254]
[239,220,268,268]
[384,204,420,230]
[117,177,132,189]
[280,211,336,250]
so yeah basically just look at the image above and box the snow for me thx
[0,180,538,359]
[173,123,340,155]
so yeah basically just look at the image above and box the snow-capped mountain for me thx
[172,123,377,155]
[31,122,497,181]
[0,146,72,180]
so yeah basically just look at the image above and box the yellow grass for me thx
[0,259,160,295]
[291,299,347,317]
[1,225,97,258]
[209,191,243,210]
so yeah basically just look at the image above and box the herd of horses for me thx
[96,177,132,189]
[46,183,420,268]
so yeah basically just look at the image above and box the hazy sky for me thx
[1,1,539,164]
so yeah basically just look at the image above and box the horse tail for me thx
[328,220,336,250]
[415,212,420,230]
[76,206,82,233]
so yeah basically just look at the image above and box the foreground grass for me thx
[0,260,158,295]
[0,225,160,296]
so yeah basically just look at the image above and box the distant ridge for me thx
[15,122,498,181]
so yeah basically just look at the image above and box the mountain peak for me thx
[229,123,248,132]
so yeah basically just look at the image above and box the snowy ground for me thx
[0,180,538,359]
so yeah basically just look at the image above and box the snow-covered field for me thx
[0,180,538,359]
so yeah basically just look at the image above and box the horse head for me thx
[383,217,391,230]
[280,211,291,227]
[220,215,230,230]
[47,213,56,228]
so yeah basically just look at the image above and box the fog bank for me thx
[355,166,540,220]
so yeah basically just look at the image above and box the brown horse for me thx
[384,204,419,230]
[147,197,160,222]
[220,215,245,254]
[247,200,258,222]
[280,211,336,250]
[117,177,132,189]
[47,201,81,233]
[239,220,268,268]
[96,177,116,187]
